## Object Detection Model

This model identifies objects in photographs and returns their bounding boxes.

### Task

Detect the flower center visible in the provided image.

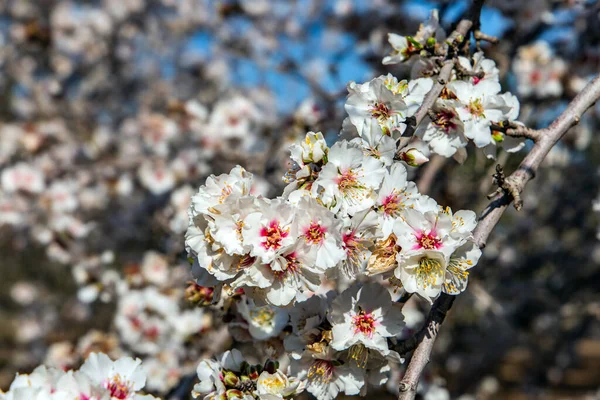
[416,257,443,288]
[381,192,405,216]
[434,109,458,133]
[370,102,392,120]
[259,374,287,394]
[249,306,275,326]
[352,309,376,337]
[260,220,289,251]
[236,254,256,270]
[307,360,334,383]
[273,253,300,279]
[467,98,485,118]
[304,222,326,245]
[104,374,131,400]
[414,231,441,250]
[336,169,359,193]
[219,184,233,203]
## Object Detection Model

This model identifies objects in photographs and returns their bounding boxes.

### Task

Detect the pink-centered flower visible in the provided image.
[328,283,404,357]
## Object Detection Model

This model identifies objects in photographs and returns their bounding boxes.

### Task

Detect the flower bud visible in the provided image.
[185,281,214,306]
[226,389,244,400]
[301,131,328,163]
[399,148,429,167]
[491,130,504,143]
[248,365,261,380]
[426,37,436,48]
[239,361,250,376]
[263,359,279,374]
[223,371,239,387]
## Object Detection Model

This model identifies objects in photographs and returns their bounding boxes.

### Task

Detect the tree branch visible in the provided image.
[396,73,600,400]
[396,294,455,398]
[474,72,600,248]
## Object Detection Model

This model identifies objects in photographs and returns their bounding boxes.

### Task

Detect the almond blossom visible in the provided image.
[328,283,404,358]
[345,76,408,134]
[313,140,385,216]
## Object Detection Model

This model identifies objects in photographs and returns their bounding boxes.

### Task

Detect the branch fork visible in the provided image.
[486,164,523,210]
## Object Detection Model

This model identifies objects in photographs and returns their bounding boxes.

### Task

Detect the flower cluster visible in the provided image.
[38,252,213,395]
[0,352,157,400]
[381,11,524,160]
[188,134,480,305]
[193,349,303,400]
[512,41,567,99]
[183,10,503,398]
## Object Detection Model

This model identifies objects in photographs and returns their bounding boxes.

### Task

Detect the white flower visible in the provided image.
[256,370,302,399]
[79,353,151,399]
[242,197,298,264]
[328,283,404,357]
[190,165,254,216]
[284,295,330,358]
[137,161,176,195]
[0,194,28,226]
[482,92,525,159]
[207,196,258,256]
[444,208,477,240]
[345,76,408,134]
[443,241,481,295]
[237,298,289,340]
[339,209,379,277]
[375,163,421,238]
[314,140,385,216]
[394,249,448,302]
[114,288,178,354]
[382,33,413,65]
[187,223,244,283]
[1,162,45,194]
[513,41,566,98]
[295,197,346,271]
[456,52,499,85]
[402,78,434,117]
[392,208,468,301]
[417,100,467,157]
[394,208,459,258]
[2,366,65,399]
[447,80,510,148]
[139,113,178,156]
[233,246,321,307]
[352,119,396,166]
[290,352,365,400]
[289,131,328,165]
[205,96,263,151]
[142,352,181,394]
[382,10,443,65]
[45,180,79,213]
[140,251,170,287]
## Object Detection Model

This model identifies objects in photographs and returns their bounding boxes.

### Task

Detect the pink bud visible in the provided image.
[399,148,429,166]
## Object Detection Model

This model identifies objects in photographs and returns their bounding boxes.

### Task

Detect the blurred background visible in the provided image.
[0,0,599,399]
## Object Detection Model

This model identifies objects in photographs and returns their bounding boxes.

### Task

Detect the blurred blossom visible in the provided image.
[0,1,597,398]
